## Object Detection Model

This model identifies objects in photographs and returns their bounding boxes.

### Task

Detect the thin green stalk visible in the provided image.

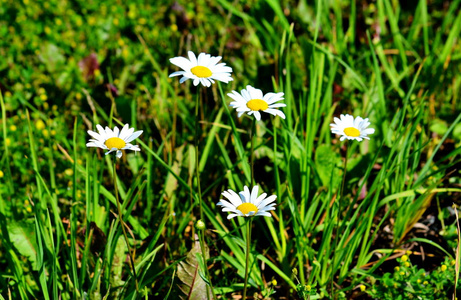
[0,91,14,196]
[194,89,216,300]
[198,230,217,300]
[194,89,204,221]
[250,118,256,187]
[330,143,349,298]
[242,218,253,300]
[112,159,139,292]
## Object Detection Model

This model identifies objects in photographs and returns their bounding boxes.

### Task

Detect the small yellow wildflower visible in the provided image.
[128,10,136,19]
[441,264,447,272]
[401,255,408,262]
[406,250,412,255]
[399,271,405,276]
[394,266,400,271]
[360,285,366,292]
[272,279,277,286]
[0,170,4,178]
[88,16,96,26]
[404,262,410,267]
[40,94,48,101]
[305,285,311,291]
[9,125,17,131]
[35,119,46,130]
[423,281,428,285]
[64,169,73,176]
[5,138,11,146]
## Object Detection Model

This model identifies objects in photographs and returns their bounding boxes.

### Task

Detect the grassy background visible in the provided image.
[0,0,460,299]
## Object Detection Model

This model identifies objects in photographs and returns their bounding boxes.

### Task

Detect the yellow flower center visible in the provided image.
[237,203,258,215]
[344,127,360,137]
[246,99,268,111]
[191,66,212,78]
[105,137,126,149]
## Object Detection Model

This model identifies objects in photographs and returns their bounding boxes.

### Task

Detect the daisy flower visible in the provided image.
[86,124,143,158]
[228,85,286,121]
[169,51,233,87]
[330,114,375,141]
[217,185,277,219]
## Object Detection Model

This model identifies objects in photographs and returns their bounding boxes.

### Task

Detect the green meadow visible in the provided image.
[1,0,461,299]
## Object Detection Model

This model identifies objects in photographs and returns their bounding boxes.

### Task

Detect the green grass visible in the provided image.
[1,0,461,299]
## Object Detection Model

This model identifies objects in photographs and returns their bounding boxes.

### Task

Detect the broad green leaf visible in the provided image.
[315,144,340,188]
[174,239,211,300]
[8,221,38,270]
[110,236,126,298]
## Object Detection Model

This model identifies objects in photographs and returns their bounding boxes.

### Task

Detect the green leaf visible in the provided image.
[110,236,126,292]
[8,221,38,270]
[430,119,448,136]
[175,239,211,300]
[453,123,461,140]
[315,144,340,188]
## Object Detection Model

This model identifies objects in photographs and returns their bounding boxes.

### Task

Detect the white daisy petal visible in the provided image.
[169,71,186,78]
[255,212,272,217]
[87,130,103,141]
[268,103,287,108]
[169,56,194,71]
[265,108,286,119]
[217,185,277,219]
[113,126,120,137]
[119,124,130,140]
[86,142,101,148]
[187,51,197,66]
[125,130,143,143]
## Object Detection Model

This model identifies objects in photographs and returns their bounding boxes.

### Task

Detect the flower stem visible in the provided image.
[112,160,139,291]
[330,143,349,299]
[198,230,217,300]
[243,218,253,299]
[250,118,256,187]
[194,89,216,300]
[194,90,204,221]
